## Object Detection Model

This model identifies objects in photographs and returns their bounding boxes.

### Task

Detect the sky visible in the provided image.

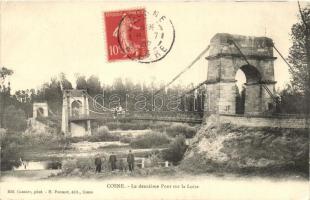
[0,1,305,92]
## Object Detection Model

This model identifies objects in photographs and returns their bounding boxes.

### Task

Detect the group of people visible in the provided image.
[112,105,126,119]
[94,150,135,173]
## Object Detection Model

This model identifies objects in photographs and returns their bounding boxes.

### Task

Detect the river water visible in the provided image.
[11,130,157,171]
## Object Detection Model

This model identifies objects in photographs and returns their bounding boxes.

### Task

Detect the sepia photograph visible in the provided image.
[0,1,309,200]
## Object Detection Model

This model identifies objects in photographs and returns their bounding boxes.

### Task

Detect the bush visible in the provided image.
[96,126,110,135]
[68,136,86,143]
[23,132,59,145]
[166,123,197,138]
[104,122,118,130]
[133,167,177,176]
[162,135,187,165]
[144,153,163,168]
[62,157,95,174]
[119,135,132,143]
[62,159,78,174]
[36,116,61,133]
[130,132,170,148]
[89,126,120,142]
[149,122,171,131]
[76,157,95,172]
[68,128,120,143]
[0,131,24,171]
[46,160,62,169]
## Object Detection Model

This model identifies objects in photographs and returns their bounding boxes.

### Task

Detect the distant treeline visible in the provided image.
[4,73,308,120]
[8,73,206,117]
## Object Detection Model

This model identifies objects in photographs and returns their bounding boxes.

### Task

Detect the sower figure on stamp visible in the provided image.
[127,150,135,172]
[113,14,141,57]
[109,152,117,171]
[94,154,102,173]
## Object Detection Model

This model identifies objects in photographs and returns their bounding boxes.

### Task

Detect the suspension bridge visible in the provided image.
[35,33,305,137]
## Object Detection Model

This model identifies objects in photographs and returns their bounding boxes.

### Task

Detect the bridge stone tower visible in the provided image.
[61,90,91,137]
[204,33,277,116]
[33,102,48,118]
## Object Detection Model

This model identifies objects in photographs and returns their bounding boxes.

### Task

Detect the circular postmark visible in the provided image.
[117,9,175,63]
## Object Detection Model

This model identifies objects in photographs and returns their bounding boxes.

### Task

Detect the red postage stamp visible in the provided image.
[104,9,148,61]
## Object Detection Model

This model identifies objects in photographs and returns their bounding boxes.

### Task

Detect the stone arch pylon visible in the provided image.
[33,102,48,118]
[61,90,91,137]
[204,33,277,116]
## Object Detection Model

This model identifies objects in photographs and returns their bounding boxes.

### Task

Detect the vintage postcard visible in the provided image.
[0,1,309,200]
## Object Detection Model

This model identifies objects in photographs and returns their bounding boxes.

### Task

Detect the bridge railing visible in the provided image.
[219,113,308,119]
[127,111,203,119]
[82,110,204,123]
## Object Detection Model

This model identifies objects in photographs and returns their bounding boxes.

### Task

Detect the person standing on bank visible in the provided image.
[109,152,117,171]
[94,154,102,173]
[127,150,135,172]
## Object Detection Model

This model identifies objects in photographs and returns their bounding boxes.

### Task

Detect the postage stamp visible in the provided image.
[103,9,175,63]
[104,9,148,62]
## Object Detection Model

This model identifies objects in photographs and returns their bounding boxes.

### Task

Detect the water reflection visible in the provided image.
[13,161,61,171]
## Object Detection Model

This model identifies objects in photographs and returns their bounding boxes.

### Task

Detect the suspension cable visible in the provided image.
[273,44,293,72]
[175,80,208,101]
[227,39,251,66]
[228,38,278,103]
[154,45,210,95]
[48,108,57,117]
[83,92,111,111]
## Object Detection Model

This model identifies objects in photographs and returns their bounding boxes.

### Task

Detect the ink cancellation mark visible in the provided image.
[139,10,175,63]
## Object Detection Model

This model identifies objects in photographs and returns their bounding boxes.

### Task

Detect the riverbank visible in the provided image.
[182,115,309,176]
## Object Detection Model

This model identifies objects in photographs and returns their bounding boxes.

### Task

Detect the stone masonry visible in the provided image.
[61,90,91,137]
[204,33,277,116]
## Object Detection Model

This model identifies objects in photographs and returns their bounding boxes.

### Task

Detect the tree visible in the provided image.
[278,84,305,114]
[0,67,13,85]
[0,130,24,171]
[162,135,187,164]
[0,67,14,128]
[76,74,87,90]
[12,89,33,118]
[44,78,63,114]
[31,77,63,115]
[86,75,101,96]
[288,4,310,114]
[235,85,246,114]
[3,105,27,131]
[59,72,73,90]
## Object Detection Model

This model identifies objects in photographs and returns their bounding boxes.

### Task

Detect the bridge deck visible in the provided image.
[67,111,307,125]
[87,111,204,124]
